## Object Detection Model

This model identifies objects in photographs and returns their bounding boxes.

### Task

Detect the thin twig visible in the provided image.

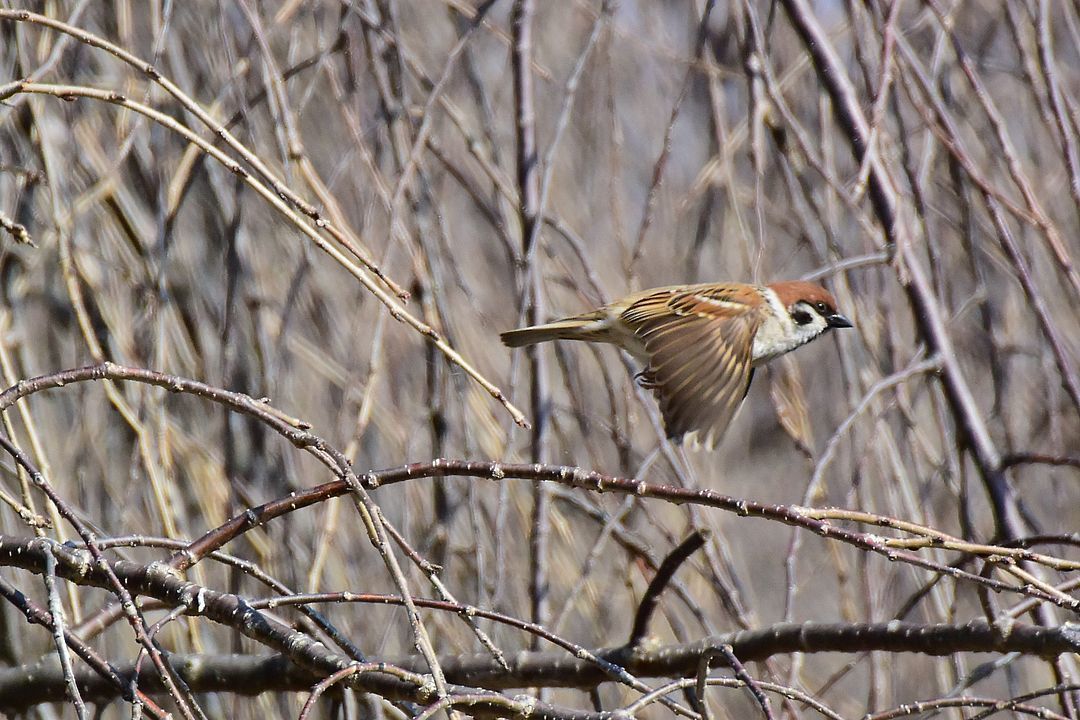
[627,530,709,648]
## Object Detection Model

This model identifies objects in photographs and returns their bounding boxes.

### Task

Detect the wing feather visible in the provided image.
[624,286,764,449]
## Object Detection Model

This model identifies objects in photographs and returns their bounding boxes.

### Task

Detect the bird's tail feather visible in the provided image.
[499,317,596,348]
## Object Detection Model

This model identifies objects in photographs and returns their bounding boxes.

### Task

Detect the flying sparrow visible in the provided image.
[501,281,852,449]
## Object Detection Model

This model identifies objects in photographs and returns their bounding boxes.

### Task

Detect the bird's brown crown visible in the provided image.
[768,280,839,312]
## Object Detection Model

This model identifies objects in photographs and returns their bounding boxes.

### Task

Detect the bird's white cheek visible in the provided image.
[751,315,825,364]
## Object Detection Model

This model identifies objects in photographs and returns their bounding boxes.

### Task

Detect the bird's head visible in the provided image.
[769,281,853,342]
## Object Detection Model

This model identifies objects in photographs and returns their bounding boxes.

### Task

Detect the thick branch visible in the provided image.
[3,621,1079,710]
[0,537,434,705]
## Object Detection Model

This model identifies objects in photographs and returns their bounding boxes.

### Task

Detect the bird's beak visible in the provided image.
[826,313,853,329]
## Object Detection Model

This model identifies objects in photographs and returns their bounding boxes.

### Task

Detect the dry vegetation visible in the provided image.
[1,1,1080,718]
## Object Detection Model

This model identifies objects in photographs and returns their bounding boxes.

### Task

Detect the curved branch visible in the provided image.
[0,71,527,427]
[179,458,1079,612]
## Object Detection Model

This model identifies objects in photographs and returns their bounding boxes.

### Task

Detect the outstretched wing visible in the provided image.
[623,286,764,449]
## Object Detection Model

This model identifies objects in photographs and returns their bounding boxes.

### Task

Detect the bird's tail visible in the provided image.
[499,316,599,348]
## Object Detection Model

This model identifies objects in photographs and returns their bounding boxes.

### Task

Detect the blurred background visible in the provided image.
[1,0,1079,717]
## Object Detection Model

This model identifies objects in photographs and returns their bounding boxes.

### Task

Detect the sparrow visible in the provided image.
[501,281,852,449]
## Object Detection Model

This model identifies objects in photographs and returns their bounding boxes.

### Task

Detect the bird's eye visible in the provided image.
[815,302,828,313]
[792,310,813,325]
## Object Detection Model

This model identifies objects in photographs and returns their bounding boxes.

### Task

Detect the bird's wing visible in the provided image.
[622,286,765,449]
